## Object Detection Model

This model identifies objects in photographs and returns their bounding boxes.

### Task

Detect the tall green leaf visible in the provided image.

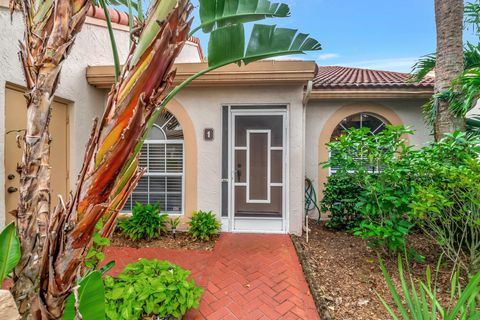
[0,223,21,283]
[194,0,290,34]
[208,23,321,67]
[63,271,106,320]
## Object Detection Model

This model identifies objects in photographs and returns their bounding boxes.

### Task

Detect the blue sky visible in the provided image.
[188,0,478,73]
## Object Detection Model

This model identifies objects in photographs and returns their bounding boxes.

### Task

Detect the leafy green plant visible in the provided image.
[85,220,111,270]
[377,256,480,320]
[64,271,106,320]
[0,223,21,284]
[410,132,480,277]
[119,203,168,241]
[104,259,203,320]
[321,172,363,230]
[188,211,221,241]
[323,126,417,253]
[168,217,181,239]
[354,219,414,253]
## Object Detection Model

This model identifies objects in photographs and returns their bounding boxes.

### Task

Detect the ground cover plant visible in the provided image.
[119,203,168,241]
[104,259,202,320]
[188,211,221,241]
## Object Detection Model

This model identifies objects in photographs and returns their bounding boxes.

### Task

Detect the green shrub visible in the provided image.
[378,256,480,319]
[104,259,203,320]
[323,125,417,253]
[410,132,480,277]
[323,128,480,259]
[321,171,363,230]
[119,203,168,240]
[188,211,220,241]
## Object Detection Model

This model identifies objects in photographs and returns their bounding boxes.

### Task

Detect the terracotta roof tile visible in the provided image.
[313,66,434,89]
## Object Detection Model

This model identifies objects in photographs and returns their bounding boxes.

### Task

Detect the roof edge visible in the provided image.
[310,88,434,100]
[87,60,318,89]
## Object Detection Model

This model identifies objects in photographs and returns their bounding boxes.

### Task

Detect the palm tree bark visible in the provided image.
[9,0,92,317]
[434,0,465,140]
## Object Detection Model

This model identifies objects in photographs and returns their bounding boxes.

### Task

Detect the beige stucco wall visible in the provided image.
[468,101,480,117]
[0,5,201,228]
[174,85,306,235]
[304,98,433,219]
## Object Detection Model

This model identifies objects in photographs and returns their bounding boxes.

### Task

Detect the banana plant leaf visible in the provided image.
[63,271,105,320]
[208,23,321,67]
[194,0,290,34]
[0,223,21,283]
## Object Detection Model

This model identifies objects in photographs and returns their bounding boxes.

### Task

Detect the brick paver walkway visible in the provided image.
[105,233,319,319]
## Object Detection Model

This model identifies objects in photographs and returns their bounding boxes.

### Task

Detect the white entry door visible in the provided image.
[230,109,287,233]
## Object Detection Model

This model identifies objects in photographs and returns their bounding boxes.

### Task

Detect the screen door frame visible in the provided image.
[227,106,289,233]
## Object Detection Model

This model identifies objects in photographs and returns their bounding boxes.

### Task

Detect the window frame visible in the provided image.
[123,113,185,215]
[328,112,389,176]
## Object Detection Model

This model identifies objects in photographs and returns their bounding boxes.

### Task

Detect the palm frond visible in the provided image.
[411,53,436,83]
[451,67,480,117]
[422,97,436,129]
[464,42,480,69]
[410,42,480,83]
[465,1,480,32]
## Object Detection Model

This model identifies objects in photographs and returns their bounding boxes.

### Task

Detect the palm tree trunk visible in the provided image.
[9,0,92,317]
[434,0,465,140]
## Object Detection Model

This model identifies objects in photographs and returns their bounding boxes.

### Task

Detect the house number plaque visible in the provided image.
[204,128,214,141]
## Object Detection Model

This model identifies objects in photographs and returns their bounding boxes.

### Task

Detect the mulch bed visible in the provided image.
[292,220,459,320]
[110,231,217,251]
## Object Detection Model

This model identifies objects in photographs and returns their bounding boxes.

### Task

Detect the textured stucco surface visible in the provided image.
[0,7,201,227]
[468,101,480,117]
[175,86,306,235]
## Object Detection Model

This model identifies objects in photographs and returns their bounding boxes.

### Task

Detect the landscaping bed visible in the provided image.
[110,231,218,251]
[293,220,457,320]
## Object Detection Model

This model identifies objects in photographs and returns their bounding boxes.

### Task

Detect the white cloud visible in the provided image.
[317,53,340,60]
[332,57,419,72]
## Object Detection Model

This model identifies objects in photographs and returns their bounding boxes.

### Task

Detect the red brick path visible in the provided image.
[105,233,319,319]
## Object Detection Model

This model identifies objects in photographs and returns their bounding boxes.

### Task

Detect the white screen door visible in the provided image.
[230,110,287,233]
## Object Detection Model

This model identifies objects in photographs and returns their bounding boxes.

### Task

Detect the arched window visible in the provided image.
[124,110,184,214]
[330,112,389,174]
